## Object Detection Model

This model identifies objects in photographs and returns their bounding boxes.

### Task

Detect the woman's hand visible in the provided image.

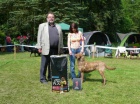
[38,49,42,53]
[69,50,72,55]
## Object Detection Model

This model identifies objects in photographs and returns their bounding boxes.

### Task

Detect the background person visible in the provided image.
[36,11,63,84]
[26,33,31,45]
[6,34,12,52]
[67,23,84,79]
[19,35,25,52]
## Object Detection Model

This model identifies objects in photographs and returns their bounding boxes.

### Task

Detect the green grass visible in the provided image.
[0,52,140,104]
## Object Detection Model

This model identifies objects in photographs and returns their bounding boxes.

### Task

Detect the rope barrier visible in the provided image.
[1,44,140,50]
[0,44,36,48]
[0,44,140,58]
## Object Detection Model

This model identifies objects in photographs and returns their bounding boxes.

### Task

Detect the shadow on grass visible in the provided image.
[0,52,14,55]
[84,78,117,84]
[83,73,117,84]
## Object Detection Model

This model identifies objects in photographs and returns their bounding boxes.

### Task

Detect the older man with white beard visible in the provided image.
[36,11,63,84]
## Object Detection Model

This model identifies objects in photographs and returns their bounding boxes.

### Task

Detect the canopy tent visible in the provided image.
[83,31,111,56]
[116,32,140,47]
[116,33,128,41]
[84,31,111,45]
[58,23,83,32]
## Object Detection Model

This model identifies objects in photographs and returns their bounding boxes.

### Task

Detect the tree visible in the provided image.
[48,0,88,26]
[121,0,140,33]
[0,0,139,45]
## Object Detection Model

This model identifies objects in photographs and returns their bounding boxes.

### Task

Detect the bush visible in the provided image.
[0,31,6,45]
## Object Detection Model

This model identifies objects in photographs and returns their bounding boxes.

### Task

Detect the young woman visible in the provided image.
[67,23,84,79]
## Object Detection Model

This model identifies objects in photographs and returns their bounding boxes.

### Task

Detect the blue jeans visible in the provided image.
[69,48,81,79]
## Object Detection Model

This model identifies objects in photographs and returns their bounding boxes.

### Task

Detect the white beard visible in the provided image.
[49,21,54,24]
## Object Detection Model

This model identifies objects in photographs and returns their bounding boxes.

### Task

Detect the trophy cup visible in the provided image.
[60,77,66,94]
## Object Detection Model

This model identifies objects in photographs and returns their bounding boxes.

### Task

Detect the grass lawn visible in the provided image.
[0,52,140,104]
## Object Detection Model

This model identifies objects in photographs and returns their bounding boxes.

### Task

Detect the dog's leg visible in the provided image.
[81,72,84,83]
[99,71,106,85]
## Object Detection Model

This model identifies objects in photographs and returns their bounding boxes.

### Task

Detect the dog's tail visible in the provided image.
[105,64,116,70]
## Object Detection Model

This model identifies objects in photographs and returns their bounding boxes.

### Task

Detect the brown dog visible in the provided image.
[75,53,116,85]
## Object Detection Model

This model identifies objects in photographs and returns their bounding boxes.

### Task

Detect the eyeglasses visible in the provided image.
[47,16,54,19]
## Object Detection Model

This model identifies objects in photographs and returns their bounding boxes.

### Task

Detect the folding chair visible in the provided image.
[115,46,127,58]
[130,46,139,59]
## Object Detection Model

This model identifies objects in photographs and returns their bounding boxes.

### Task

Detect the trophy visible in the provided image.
[60,77,66,94]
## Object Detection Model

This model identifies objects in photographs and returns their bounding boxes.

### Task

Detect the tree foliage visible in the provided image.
[121,0,140,33]
[0,0,139,44]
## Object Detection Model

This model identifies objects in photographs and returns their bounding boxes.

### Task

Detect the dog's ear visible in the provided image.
[78,53,84,58]
[81,55,85,61]
[79,53,83,56]
[75,53,79,58]
[75,53,81,59]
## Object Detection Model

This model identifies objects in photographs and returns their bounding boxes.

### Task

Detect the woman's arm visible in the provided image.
[80,32,84,53]
[81,36,84,53]
[67,33,72,55]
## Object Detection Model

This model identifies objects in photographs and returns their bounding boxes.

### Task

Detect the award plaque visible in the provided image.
[73,78,82,90]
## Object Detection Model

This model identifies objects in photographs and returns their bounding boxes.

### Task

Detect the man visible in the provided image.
[36,12,63,84]
[19,35,24,52]
[6,34,12,52]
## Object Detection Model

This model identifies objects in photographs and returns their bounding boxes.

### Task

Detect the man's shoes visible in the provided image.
[48,78,52,81]
[40,80,48,84]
